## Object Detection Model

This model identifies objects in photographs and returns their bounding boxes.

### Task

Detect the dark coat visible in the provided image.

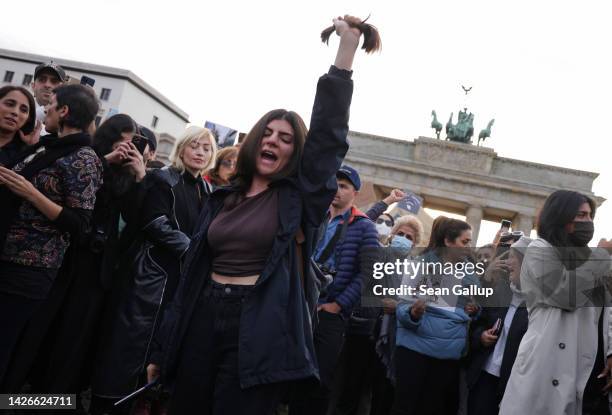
[466,299,528,399]
[92,167,211,398]
[152,66,354,389]
[1,167,146,394]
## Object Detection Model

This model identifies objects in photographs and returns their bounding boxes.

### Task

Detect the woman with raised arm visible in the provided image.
[146,16,365,415]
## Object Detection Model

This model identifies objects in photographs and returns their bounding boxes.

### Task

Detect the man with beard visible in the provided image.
[31,62,67,138]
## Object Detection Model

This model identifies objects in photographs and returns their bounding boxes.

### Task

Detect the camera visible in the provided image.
[89,227,108,253]
[314,263,336,297]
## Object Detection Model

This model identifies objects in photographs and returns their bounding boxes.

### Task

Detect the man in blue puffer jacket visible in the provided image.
[291,165,378,415]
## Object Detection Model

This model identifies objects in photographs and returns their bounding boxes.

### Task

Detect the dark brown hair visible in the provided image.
[53,84,99,131]
[0,85,36,135]
[424,216,471,254]
[537,190,596,247]
[208,146,239,186]
[232,109,307,192]
[321,15,382,54]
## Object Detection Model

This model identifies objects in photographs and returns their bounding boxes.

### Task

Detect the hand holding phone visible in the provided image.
[500,219,512,231]
[491,317,504,336]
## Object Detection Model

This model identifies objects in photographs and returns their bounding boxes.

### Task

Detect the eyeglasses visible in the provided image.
[396,232,414,241]
[376,218,393,227]
[220,159,236,168]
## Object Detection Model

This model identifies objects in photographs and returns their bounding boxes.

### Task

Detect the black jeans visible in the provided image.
[333,334,377,415]
[290,309,347,415]
[391,346,459,415]
[467,371,500,415]
[0,291,42,387]
[370,364,394,415]
[168,281,286,415]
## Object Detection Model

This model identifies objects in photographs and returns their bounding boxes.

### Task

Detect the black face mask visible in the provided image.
[568,221,594,247]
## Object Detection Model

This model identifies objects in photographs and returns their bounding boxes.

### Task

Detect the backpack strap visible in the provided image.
[317,218,349,266]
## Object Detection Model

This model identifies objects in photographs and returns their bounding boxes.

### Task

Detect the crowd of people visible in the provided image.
[1,15,612,415]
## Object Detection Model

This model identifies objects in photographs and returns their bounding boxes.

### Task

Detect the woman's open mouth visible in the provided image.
[260,150,278,165]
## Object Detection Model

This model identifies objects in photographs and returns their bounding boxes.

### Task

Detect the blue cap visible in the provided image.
[337,165,361,190]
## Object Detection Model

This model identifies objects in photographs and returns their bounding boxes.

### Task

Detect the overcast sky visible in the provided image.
[3,0,610,246]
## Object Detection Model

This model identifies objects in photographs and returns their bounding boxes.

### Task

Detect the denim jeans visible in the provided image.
[168,281,285,415]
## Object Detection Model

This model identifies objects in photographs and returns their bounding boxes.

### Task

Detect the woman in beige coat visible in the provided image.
[499,190,612,415]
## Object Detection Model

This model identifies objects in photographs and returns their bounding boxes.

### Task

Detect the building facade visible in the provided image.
[0,48,187,162]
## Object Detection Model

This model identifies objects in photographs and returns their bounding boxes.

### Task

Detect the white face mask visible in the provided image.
[376,223,391,236]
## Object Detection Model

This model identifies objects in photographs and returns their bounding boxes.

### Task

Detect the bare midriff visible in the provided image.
[211,272,259,286]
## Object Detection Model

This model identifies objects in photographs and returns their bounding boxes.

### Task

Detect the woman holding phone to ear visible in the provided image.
[91,126,217,407]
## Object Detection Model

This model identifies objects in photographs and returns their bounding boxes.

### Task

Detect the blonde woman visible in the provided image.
[91,126,217,407]
[388,214,425,252]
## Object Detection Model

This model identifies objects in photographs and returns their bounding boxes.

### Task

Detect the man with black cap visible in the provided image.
[292,165,378,415]
[139,125,165,169]
[31,61,67,137]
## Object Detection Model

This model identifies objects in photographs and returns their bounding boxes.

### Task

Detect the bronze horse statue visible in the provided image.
[431,110,443,139]
[477,119,495,146]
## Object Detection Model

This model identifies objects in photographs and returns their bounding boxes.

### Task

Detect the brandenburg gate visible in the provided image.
[347,133,604,242]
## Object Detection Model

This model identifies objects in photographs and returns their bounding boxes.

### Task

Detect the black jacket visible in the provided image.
[0,164,147,394]
[152,66,353,389]
[466,299,528,398]
[92,167,211,397]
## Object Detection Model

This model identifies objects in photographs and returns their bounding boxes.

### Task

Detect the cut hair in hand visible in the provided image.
[320,14,381,54]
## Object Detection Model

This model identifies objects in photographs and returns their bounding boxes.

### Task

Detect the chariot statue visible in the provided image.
[431,86,495,146]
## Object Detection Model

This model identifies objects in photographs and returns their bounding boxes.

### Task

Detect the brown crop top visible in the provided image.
[207,188,279,277]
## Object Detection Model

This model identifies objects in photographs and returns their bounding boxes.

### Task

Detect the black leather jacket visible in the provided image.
[92,167,211,398]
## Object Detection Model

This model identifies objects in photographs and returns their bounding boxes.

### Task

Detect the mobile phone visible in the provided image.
[491,317,503,335]
[132,134,149,155]
[500,219,512,231]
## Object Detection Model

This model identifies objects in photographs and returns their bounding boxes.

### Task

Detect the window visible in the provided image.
[3,71,14,83]
[100,88,111,101]
[22,74,33,86]
[151,116,159,128]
